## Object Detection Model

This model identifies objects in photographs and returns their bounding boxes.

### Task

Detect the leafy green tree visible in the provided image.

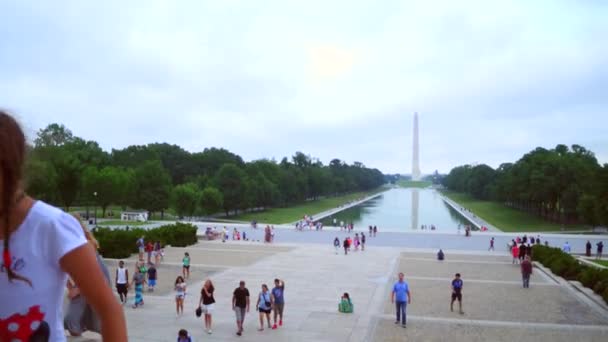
[199,186,223,215]
[171,183,200,218]
[25,159,58,203]
[131,160,172,218]
[82,166,132,216]
[34,123,74,147]
[215,163,248,215]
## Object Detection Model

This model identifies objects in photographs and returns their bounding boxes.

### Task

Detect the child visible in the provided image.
[182,252,190,279]
[147,263,157,292]
[338,293,353,313]
[177,329,192,342]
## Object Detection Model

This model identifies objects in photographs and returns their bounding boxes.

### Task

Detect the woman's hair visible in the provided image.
[0,111,31,286]
[72,213,100,249]
[204,279,214,292]
[262,284,268,291]
[175,276,184,285]
[342,292,350,299]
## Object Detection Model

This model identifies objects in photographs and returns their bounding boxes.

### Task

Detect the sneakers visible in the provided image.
[279,320,283,326]
[207,329,212,334]
[272,324,277,330]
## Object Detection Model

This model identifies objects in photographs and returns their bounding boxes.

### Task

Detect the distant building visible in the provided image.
[121,211,148,222]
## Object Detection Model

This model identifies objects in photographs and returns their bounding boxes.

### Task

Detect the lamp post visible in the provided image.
[93,191,98,226]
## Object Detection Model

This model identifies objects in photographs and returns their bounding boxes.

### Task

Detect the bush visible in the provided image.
[532,245,608,305]
[95,222,198,259]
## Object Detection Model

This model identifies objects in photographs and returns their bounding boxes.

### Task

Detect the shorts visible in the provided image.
[138,247,144,253]
[234,307,246,321]
[176,293,185,300]
[451,292,462,302]
[148,279,156,287]
[258,307,271,314]
[203,304,214,314]
[116,283,128,294]
[274,302,284,315]
[183,265,190,270]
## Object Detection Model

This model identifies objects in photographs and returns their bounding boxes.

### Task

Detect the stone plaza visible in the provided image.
[69,228,608,342]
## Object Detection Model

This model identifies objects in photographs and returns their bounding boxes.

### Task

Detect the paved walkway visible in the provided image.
[440,194,500,232]
[69,236,608,342]
[288,191,387,225]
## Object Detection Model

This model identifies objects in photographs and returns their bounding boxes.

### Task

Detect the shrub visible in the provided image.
[95,223,198,259]
[532,245,608,305]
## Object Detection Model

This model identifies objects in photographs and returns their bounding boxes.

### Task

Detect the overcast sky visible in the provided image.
[1,0,607,174]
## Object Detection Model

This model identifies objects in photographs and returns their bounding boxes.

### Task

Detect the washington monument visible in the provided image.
[411,112,421,181]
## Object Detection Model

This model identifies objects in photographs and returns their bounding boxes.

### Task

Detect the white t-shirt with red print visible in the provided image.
[0,201,87,342]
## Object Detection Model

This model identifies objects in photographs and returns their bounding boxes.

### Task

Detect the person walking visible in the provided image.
[391,272,411,328]
[597,241,604,259]
[343,237,349,255]
[334,237,340,254]
[175,276,187,316]
[511,244,520,264]
[130,266,147,309]
[518,243,526,262]
[153,241,162,265]
[361,233,366,251]
[521,256,533,288]
[136,235,145,261]
[147,263,157,292]
[450,273,464,314]
[64,218,113,337]
[586,241,592,257]
[354,233,360,251]
[271,279,285,329]
[116,260,129,304]
[232,281,250,336]
[256,284,273,331]
[373,225,377,237]
[562,241,571,254]
[488,237,495,251]
[183,252,191,279]
[199,279,215,334]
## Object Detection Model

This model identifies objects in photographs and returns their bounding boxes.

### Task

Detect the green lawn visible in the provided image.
[590,259,608,267]
[397,180,432,188]
[441,191,585,232]
[233,190,383,224]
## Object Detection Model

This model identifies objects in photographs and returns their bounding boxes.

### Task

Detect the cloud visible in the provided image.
[1,0,607,174]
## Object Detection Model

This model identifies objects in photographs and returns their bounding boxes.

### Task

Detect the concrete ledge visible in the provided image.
[577,257,608,269]
[534,261,608,321]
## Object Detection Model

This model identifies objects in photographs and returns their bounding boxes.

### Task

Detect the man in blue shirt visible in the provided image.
[391,272,411,327]
[451,273,464,314]
[271,278,285,329]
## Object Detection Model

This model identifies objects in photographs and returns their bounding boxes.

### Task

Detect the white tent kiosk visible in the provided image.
[121,211,149,222]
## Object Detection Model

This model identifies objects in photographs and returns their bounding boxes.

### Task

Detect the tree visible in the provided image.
[171,183,200,218]
[131,161,172,218]
[199,187,223,215]
[82,166,132,216]
[25,159,57,203]
[34,123,74,147]
[215,164,248,215]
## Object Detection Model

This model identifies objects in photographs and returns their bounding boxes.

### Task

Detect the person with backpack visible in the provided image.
[256,284,273,331]
[333,237,340,254]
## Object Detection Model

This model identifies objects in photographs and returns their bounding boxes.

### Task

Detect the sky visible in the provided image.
[1,0,607,174]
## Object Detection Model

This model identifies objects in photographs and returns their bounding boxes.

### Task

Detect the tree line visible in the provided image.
[26,124,385,218]
[443,144,608,226]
